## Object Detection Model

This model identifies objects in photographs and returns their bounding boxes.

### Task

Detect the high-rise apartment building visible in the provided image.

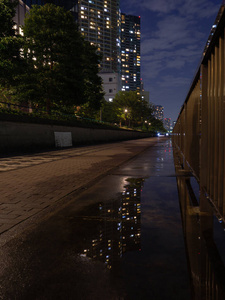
[154,105,164,121]
[121,13,141,92]
[16,0,78,26]
[78,0,121,74]
[164,118,171,132]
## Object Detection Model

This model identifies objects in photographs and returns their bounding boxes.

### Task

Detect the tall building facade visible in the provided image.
[154,105,164,121]
[78,0,121,102]
[121,13,141,92]
[164,118,171,132]
[16,0,78,26]
[78,0,121,74]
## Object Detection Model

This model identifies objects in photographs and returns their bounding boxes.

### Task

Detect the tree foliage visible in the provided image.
[150,118,166,133]
[0,3,104,113]
[82,42,104,110]
[0,0,17,37]
[101,91,166,133]
[19,4,103,113]
[0,0,25,87]
[112,91,153,127]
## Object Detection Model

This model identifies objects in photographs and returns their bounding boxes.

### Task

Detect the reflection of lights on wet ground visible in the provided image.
[78,177,143,272]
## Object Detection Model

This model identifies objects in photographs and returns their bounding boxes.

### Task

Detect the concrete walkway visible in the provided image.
[0,138,161,245]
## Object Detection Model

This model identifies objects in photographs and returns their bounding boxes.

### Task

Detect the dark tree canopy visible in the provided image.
[0,0,25,87]
[21,4,102,112]
[113,91,153,127]
[0,2,104,114]
[0,0,17,37]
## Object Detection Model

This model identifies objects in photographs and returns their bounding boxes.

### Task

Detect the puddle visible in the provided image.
[4,139,225,299]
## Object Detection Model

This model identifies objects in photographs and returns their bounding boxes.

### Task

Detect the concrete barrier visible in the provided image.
[0,120,151,154]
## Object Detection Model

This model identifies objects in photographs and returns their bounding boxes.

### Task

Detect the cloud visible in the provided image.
[122,0,220,19]
[142,0,183,14]
[158,75,190,88]
[140,13,205,81]
[179,0,220,18]
[120,0,222,120]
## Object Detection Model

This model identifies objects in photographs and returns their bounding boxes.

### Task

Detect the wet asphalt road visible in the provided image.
[0,138,190,300]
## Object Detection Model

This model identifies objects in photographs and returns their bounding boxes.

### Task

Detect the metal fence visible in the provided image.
[173,4,225,221]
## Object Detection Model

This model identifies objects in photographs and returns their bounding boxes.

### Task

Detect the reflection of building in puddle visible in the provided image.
[175,165,225,299]
[80,178,144,269]
[121,178,142,253]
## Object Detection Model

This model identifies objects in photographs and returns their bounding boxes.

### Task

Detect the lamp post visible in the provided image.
[124,109,128,127]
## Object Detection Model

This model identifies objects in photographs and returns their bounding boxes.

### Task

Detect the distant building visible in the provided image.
[121,13,141,92]
[153,105,164,121]
[164,118,171,132]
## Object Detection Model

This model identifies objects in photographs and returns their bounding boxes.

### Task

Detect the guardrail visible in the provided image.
[173,4,225,221]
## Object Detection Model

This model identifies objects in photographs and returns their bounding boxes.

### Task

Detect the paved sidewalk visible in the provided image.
[0,138,159,243]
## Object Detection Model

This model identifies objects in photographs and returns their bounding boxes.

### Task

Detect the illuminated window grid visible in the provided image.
[78,0,120,72]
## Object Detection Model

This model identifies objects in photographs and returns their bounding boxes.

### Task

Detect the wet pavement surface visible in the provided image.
[0,139,157,239]
[0,138,190,299]
[1,138,225,299]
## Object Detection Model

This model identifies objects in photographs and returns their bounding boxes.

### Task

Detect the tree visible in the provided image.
[101,100,118,124]
[20,4,103,113]
[149,118,166,133]
[82,41,104,111]
[113,91,153,127]
[0,0,25,89]
[0,0,17,38]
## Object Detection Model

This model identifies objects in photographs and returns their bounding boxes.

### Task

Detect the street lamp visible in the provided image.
[124,109,128,126]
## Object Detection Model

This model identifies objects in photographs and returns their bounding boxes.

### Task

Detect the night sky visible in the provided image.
[120,0,222,122]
